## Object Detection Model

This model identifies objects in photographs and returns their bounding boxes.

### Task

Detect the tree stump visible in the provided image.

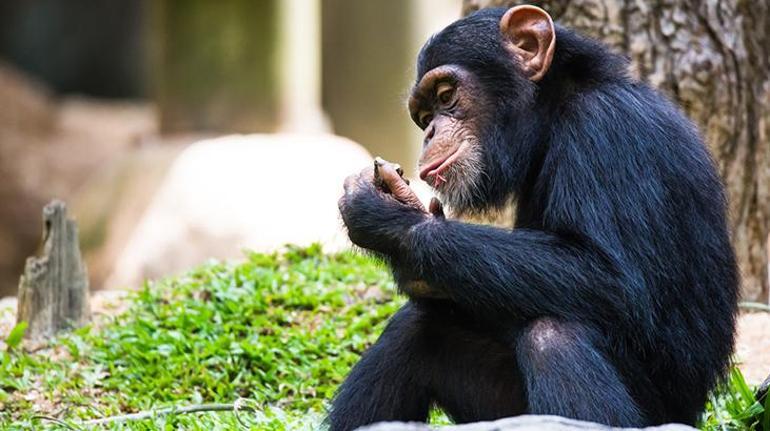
[16,200,90,340]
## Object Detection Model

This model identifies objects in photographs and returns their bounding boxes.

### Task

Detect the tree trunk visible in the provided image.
[152,0,280,133]
[462,0,770,302]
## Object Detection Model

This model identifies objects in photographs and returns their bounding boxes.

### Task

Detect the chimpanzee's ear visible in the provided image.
[499,5,556,82]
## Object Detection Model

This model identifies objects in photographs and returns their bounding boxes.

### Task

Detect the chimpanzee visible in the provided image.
[331,5,738,430]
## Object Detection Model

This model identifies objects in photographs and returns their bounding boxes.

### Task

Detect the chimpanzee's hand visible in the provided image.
[374,157,445,218]
[373,158,426,212]
[339,164,428,253]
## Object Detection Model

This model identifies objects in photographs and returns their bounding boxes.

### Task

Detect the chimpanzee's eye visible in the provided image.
[436,82,455,106]
[419,112,434,128]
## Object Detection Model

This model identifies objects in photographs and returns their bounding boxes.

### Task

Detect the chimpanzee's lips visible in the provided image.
[419,141,469,186]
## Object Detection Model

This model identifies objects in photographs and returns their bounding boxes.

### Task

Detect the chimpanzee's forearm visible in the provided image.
[389,218,650,328]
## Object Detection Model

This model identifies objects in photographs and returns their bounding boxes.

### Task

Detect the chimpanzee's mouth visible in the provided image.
[419,141,469,188]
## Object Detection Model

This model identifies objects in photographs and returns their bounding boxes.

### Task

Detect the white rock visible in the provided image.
[106,133,376,288]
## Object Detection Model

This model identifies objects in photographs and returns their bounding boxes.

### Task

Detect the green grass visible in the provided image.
[702,367,768,431]
[1,245,403,430]
[0,245,765,430]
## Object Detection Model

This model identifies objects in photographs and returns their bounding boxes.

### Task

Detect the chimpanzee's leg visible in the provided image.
[327,301,526,431]
[326,302,432,431]
[426,312,526,423]
[516,318,645,427]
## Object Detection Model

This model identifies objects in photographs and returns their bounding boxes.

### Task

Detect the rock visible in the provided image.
[757,373,770,403]
[106,133,373,288]
[72,141,187,289]
[734,311,770,384]
[358,416,697,431]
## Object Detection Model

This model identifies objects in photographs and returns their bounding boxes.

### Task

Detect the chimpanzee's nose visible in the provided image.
[424,124,435,146]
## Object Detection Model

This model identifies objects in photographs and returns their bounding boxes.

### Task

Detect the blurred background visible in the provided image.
[0,0,462,296]
[0,0,767,308]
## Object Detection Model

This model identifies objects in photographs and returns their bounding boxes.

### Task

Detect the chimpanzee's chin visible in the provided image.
[436,183,489,219]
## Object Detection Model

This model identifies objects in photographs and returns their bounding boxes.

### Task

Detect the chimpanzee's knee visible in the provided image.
[515,317,644,427]
[518,317,578,358]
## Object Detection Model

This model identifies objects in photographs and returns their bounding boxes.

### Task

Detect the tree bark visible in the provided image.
[462,0,770,302]
[17,200,90,341]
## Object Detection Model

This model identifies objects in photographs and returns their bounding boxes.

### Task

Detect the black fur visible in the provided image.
[330,7,738,430]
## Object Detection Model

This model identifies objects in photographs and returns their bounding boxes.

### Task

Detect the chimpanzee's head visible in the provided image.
[408,6,556,215]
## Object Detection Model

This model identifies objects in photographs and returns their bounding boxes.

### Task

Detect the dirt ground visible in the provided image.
[0,294,768,385]
[735,312,770,384]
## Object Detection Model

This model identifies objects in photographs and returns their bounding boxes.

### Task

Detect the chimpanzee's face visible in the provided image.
[408,6,556,215]
[408,64,492,214]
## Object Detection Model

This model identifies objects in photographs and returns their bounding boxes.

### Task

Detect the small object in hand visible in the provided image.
[374,156,409,193]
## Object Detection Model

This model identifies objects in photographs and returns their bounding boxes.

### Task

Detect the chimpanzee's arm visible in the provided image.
[340,172,649,329]
[393,218,648,327]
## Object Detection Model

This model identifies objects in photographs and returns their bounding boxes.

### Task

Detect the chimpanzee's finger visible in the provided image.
[429,197,445,219]
[374,157,407,185]
[343,173,358,194]
[378,163,425,211]
[343,167,375,195]
[376,162,405,188]
[357,166,375,183]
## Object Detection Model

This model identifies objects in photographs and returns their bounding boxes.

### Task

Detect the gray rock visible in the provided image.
[358,416,696,431]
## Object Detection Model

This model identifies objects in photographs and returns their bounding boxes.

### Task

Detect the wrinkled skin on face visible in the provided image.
[339,66,502,225]
[408,65,493,215]
[349,65,499,221]
[338,3,557,251]
[339,4,557,235]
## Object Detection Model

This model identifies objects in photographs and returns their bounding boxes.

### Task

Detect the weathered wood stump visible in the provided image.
[16,200,90,340]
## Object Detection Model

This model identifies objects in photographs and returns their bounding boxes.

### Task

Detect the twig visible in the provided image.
[34,400,260,429]
[82,403,242,426]
[33,415,83,430]
[739,302,770,313]
[233,398,257,429]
